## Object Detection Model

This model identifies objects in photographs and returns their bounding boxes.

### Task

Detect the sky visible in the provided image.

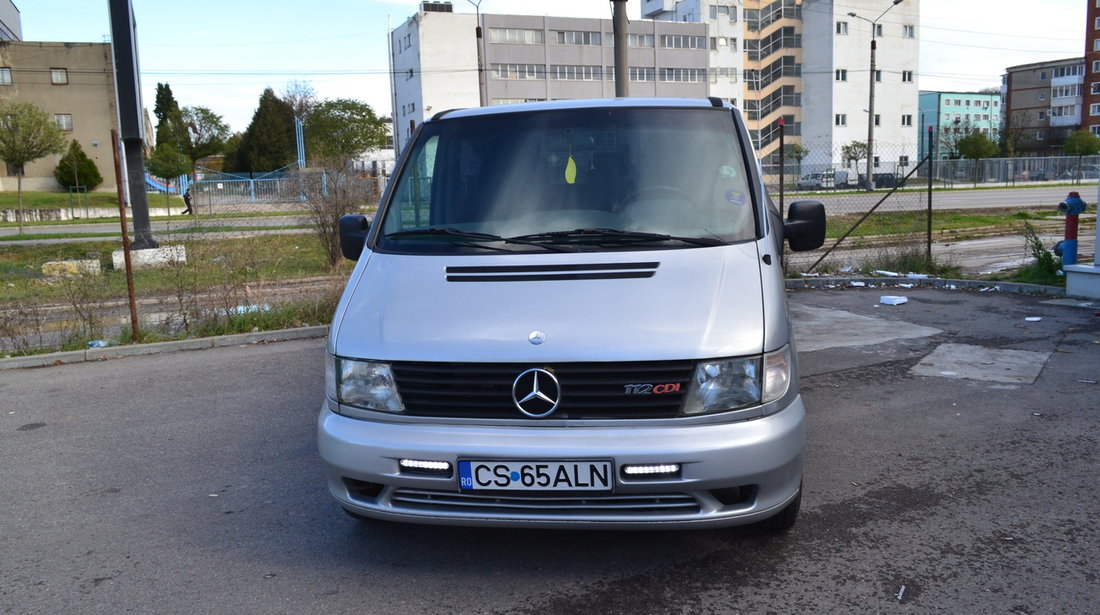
[13,0,1088,133]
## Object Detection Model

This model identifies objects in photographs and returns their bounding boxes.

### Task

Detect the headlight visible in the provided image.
[682,357,761,415]
[681,346,793,416]
[328,355,404,413]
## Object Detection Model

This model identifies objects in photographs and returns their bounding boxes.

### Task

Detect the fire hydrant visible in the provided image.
[1055,191,1087,266]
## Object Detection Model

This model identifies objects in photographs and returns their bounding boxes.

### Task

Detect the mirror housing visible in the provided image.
[339,214,371,261]
[784,200,826,252]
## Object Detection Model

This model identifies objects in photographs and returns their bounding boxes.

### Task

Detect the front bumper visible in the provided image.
[317,397,805,530]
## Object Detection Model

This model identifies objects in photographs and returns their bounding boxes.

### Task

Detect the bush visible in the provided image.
[53,140,104,191]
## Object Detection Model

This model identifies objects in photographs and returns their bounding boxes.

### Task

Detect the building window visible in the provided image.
[630,67,656,82]
[659,67,705,82]
[873,155,880,168]
[628,33,654,48]
[50,68,68,85]
[874,114,881,127]
[660,34,706,49]
[836,21,848,35]
[1036,131,1045,141]
[902,114,913,126]
[1039,92,1046,101]
[1092,82,1100,95]
[875,70,882,82]
[874,24,883,37]
[555,30,600,45]
[1091,103,1100,116]
[0,67,10,85]
[835,113,847,126]
[835,69,847,81]
[1038,111,1046,120]
[902,70,913,82]
[710,4,734,21]
[903,25,915,38]
[54,113,73,131]
[491,63,545,80]
[1096,16,1100,29]
[549,65,601,80]
[1039,71,1047,80]
[899,155,909,167]
[1094,60,1100,72]
[488,28,544,44]
[1091,125,1100,136]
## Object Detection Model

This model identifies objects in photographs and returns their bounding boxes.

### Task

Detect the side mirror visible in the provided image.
[339,214,371,261]
[784,200,826,252]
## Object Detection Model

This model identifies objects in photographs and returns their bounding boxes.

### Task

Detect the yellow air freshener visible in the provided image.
[565,156,577,184]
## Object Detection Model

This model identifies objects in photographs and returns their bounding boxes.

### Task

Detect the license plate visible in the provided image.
[458,460,613,492]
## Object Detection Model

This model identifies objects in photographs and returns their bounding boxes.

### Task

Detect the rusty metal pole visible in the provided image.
[112,129,141,343]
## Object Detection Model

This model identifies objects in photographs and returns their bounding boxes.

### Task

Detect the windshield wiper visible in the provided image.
[508,228,724,247]
[385,227,572,252]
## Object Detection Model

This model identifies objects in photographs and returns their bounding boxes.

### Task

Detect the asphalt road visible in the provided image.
[2,287,1098,614]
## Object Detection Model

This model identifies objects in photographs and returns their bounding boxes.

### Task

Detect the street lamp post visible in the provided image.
[467,0,487,107]
[848,0,903,190]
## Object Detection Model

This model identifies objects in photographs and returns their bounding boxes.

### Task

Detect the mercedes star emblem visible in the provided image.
[512,368,561,418]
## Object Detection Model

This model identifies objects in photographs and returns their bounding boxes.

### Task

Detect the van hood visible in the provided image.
[332,245,766,363]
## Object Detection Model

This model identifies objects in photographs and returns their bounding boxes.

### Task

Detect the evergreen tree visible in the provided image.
[231,88,296,173]
[53,140,104,190]
[153,83,193,156]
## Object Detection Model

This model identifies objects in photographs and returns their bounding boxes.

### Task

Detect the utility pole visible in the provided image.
[849,0,903,192]
[468,0,487,106]
[611,0,629,97]
[108,0,158,249]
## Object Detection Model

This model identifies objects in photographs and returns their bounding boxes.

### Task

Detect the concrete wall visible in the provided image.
[0,42,118,193]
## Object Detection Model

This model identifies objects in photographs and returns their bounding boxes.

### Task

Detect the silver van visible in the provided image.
[318,98,825,531]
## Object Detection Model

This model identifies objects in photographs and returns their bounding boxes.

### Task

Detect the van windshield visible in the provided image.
[377,107,759,253]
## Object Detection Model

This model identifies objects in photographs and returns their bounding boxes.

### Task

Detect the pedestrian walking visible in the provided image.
[182,188,193,215]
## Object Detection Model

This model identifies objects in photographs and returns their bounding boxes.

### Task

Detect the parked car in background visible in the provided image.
[796,172,832,190]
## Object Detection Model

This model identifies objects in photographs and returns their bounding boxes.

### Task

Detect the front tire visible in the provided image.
[757,487,801,532]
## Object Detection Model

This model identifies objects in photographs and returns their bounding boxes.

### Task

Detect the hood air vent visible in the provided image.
[446,262,659,283]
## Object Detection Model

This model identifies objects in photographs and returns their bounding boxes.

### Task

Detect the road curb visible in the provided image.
[0,325,329,370]
[785,277,1066,297]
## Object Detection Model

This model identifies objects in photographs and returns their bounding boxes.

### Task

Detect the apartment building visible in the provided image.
[390,2,708,153]
[1003,57,1085,156]
[917,91,1001,159]
[1085,0,1100,136]
[0,0,19,41]
[0,41,119,192]
[643,0,919,174]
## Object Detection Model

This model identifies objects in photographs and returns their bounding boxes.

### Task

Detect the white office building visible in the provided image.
[390,2,708,154]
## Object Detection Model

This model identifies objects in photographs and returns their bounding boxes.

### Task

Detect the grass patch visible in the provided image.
[0,191,122,209]
[0,235,347,304]
[825,209,1061,239]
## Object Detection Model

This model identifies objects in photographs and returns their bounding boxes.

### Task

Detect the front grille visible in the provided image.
[390,488,701,517]
[391,360,695,419]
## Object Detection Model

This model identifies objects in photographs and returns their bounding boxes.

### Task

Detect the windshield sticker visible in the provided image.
[565,155,577,184]
[719,165,737,178]
[725,189,747,206]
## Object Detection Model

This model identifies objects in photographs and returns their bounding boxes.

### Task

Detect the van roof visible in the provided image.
[430,98,732,122]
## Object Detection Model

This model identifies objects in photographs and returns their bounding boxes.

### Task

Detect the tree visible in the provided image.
[1061,129,1100,184]
[957,130,999,186]
[305,98,388,163]
[841,141,867,168]
[1001,110,1034,158]
[785,142,810,179]
[153,83,193,156]
[0,102,67,234]
[145,143,192,196]
[299,98,387,266]
[230,88,296,173]
[181,106,231,162]
[282,79,317,119]
[54,140,104,191]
